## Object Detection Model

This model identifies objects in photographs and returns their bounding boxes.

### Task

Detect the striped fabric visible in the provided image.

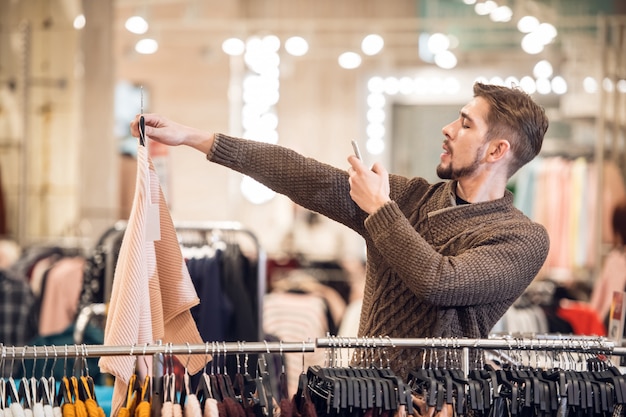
[263,291,329,396]
[99,145,206,416]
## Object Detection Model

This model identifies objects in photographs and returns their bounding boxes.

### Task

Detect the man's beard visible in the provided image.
[436,147,483,180]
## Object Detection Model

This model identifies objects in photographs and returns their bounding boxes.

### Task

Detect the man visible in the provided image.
[130,82,550,377]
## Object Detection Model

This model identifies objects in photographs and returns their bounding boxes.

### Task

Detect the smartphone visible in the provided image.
[351,140,362,160]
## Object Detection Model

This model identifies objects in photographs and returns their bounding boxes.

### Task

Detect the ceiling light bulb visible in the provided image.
[434,51,457,69]
[517,15,539,33]
[361,34,384,56]
[125,16,149,34]
[551,76,567,94]
[73,14,86,30]
[533,60,553,78]
[135,38,158,54]
[222,38,245,56]
[338,52,362,69]
[284,36,309,56]
[427,33,450,54]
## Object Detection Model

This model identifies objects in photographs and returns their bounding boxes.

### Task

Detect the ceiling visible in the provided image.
[111,0,624,71]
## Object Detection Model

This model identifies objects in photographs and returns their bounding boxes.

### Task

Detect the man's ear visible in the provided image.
[487,139,511,162]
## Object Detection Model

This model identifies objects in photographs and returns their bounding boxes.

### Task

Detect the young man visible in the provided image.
[131,82,550,377]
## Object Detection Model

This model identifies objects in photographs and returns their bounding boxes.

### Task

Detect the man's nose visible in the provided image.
[442,120,455,138]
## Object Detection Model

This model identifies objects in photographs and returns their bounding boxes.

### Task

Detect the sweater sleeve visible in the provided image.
[208,133,368,233]
[364,200,550,307]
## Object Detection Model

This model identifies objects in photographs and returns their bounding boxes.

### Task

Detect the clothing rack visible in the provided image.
[0,341,315,417]
[5,335,626,361]
[174,220,267,341]
[5,336,626,417]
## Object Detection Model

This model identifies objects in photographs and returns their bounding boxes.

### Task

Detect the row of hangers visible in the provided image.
[404,340,626,416]
[306,336,626,417]
[304,337,413,415]
[122,342,284,417]
[2,337,626,417]
[0,345,106,417]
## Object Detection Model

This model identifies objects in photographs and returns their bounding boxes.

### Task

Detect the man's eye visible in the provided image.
[462,124,470,129]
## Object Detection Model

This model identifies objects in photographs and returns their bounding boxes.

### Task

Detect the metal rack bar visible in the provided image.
[0,341,315,359]
[5,336,625,360]
[315,336,622,354]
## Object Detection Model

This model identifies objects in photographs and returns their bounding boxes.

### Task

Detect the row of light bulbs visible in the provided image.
[122,4,557,70]
[124,15,385,69]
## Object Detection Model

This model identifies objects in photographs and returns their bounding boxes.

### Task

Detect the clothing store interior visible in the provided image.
[1,0,626,416]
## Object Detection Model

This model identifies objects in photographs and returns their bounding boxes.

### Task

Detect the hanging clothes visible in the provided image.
[37,256,85,337]
[0,269,38,374]
[99,144,207,416]
[513,157,626,273]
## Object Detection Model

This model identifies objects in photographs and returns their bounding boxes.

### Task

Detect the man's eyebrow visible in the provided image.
[460,111,474,123]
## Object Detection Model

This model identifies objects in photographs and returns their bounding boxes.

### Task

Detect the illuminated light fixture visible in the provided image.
[240,34,281,204]
[519,76,537,94]
[583,77,597,93]
[551,76,568,94]
[367,76,385,94]
[463,0,477,4]
[125,16,149,34]
[517,15,540,33]
[240,176,275,205]
[361,34,384,56]
[427,33,450,54]
[535,78,552,94]
[262,35,281,52]
[366,138,385,155]
[135,39,158,54]
[383,77,400,95]
[475,1,498,16]
[434,50,457,69]
[366,93,385,109]
[73,14,86,30]
[536,23,557,42]
[222,38,245,56]
[521,32,544,54]
[367,108,385,124]
[617,79,626,93]
[490,6,513,23]
[284,36,309,56]
[338,52,362,69]
[533,60,553,79]
[602,77,614,92]
[366,123,385,140]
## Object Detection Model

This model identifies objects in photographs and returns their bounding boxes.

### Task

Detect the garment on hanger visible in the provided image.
[99,144,206,416]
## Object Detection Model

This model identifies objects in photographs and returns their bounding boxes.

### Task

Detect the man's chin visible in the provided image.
[436,166,452,180]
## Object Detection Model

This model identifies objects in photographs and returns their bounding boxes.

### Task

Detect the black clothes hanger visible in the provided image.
[233,352,258,411]
[139,115,146,147]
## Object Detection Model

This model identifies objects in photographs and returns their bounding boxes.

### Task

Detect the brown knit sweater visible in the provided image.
[209,133,550,377]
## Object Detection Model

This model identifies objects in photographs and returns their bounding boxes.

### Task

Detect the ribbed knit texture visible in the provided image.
[100,144,206,416]
[210,133,550,379]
